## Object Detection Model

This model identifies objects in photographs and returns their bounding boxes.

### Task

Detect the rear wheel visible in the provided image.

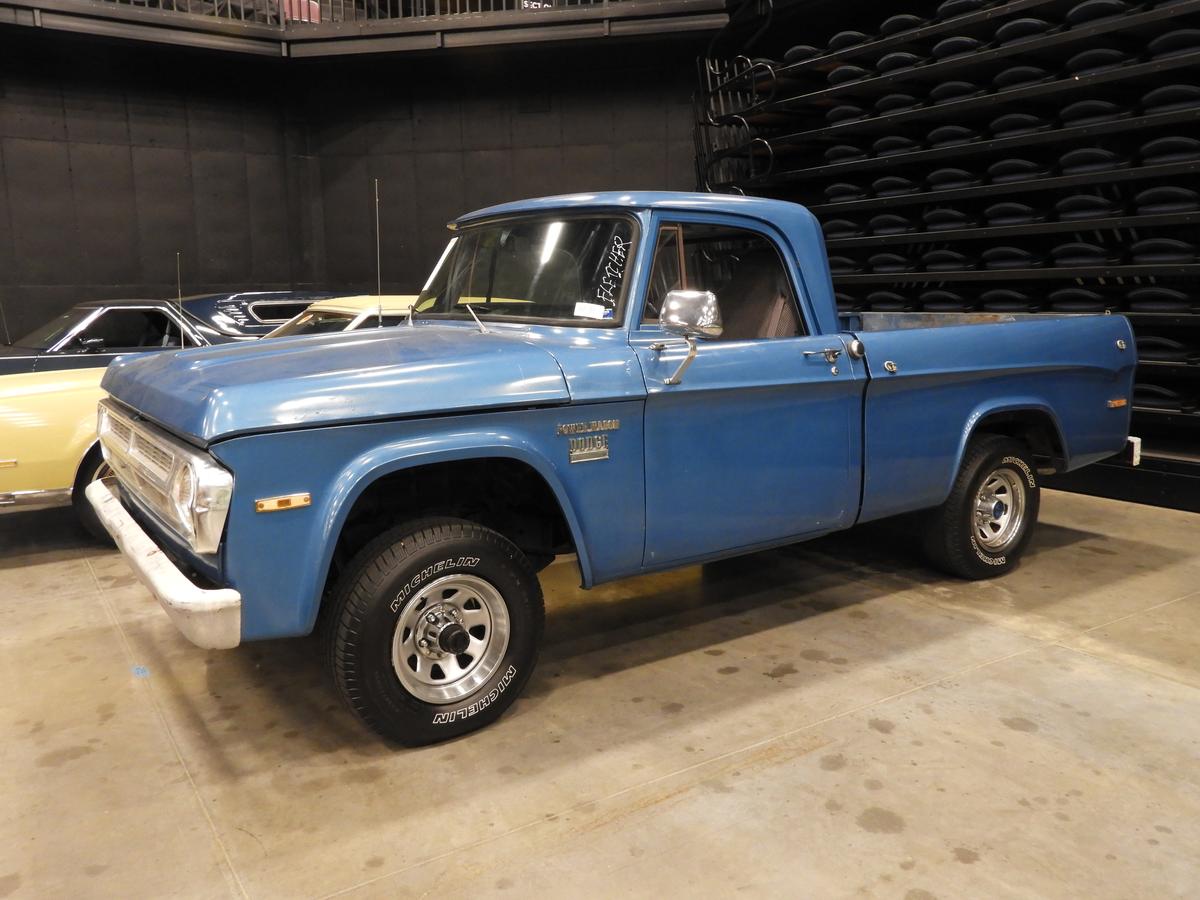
[326,517,543,745]
[923,435,1040,579]
[73,446,113,544]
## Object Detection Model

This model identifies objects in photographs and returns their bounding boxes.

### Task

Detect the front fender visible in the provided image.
[315,432,595,607]
[209,402,645,641]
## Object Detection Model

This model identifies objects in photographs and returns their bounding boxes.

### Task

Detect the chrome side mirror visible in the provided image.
[661,289,723,340]
[655,290,722,385]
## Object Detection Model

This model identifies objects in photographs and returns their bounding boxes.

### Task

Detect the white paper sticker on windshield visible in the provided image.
[574,301,609,319]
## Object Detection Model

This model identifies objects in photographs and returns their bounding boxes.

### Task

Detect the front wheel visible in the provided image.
[923,435,1040,579]
[326,518,544,745]
[73,446,114,544]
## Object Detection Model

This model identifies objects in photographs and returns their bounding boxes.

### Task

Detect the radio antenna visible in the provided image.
[374,178,383,329]
[176,251,186,348]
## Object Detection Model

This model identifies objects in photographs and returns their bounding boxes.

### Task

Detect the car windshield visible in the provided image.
[414,216,637,325]
[268,309,407,338]
[12,307,94,349]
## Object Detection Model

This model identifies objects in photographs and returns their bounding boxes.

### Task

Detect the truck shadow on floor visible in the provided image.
[534,516,1104,670]
[145,507,1192,774]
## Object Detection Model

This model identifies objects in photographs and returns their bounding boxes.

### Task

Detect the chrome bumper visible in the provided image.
[85,477,241,649]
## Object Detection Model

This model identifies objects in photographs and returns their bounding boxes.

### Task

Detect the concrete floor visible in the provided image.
[1,491,1198,899]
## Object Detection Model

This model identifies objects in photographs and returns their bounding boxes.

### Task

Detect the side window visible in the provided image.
[78,309,182,351]
[642,223,806,340]
[644,225,684,317]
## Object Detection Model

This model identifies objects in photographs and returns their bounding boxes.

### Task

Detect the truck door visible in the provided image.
[633,219,864,568]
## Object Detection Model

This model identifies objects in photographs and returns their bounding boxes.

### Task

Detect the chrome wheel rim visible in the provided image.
[391,574,510,705]
[973,467,1026,551]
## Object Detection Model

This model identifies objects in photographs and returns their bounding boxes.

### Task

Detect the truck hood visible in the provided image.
[101,325,570,445]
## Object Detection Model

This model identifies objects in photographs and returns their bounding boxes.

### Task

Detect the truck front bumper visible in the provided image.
[86,477,242,649]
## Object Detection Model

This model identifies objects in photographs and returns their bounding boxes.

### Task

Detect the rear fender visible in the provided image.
[947,399,1069,501]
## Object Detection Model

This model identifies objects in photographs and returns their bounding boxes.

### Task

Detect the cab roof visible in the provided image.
[454,191,816,228]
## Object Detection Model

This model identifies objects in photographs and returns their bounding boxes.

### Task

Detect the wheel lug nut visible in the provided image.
[426,613,437,623]
[418,639,429,649]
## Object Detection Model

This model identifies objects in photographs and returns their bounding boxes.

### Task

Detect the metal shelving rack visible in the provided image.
[696,0,1200,510]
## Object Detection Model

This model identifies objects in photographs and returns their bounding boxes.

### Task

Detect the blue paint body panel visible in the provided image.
[852,316,1135,522]
[98,192,1137,643]
[101,325,573,445]
[209,403,646,639]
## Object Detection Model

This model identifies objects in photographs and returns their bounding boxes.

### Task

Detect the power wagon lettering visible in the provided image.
[390,556,481,612]
[432,665,518,725]
[556,419,620,435]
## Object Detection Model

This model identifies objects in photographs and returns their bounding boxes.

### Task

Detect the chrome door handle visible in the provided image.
[803,347,842,364]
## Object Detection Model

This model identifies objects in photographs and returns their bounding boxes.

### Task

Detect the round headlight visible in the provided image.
[170,463,196,525]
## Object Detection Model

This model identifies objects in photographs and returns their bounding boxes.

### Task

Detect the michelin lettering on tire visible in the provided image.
[970,536,1006,565]
[389,556,481,612]
[1001,455,1037,488]
[431,664,518,725]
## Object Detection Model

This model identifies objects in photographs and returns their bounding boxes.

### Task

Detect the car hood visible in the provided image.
[101,325,570,446]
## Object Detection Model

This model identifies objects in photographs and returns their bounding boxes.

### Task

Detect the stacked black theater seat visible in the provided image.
[697,0,1200,486]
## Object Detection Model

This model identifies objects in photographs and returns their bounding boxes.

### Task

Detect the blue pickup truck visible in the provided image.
[87,192,1137,744]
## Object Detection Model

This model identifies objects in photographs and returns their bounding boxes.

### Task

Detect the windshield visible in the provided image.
[414,216,637,325]
[267,309,407,338]
[13,307,94,349]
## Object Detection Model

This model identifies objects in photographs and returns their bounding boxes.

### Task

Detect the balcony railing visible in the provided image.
[3,0,725,55]
[100,0,630,27]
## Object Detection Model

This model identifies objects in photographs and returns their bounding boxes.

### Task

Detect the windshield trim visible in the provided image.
[416,211,641,330]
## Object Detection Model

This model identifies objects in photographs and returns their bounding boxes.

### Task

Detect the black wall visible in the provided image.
[0,29,700,340]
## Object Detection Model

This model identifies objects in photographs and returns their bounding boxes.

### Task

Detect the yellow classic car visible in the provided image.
[1,294,416,538]
[0,299,236,537]
[265,294,418,337]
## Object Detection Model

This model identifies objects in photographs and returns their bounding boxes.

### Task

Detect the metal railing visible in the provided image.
[102,0,626,26]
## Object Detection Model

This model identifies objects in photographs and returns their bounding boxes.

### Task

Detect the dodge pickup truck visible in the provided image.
[87,192,1137,745]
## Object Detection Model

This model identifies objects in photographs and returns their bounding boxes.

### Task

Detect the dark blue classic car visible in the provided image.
[0,298,240,377]
[181,291,337,338]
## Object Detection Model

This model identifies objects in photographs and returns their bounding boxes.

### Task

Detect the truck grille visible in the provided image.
[131,432,174,480]
[97,400,180,530]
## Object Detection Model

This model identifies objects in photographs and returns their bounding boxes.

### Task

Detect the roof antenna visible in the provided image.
[374,177,383,329]
[466,304,488,334]
[176,250,187,349]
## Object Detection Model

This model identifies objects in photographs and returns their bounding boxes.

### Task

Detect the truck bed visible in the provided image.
[841,311,1137,524]
[838,311,1102,332]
